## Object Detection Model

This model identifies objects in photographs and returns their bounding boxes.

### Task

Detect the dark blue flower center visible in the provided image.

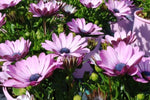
[113,8,120,13]
[60,48,70,54]
[115,63,126,71]
[12,53,21,56]
[29,73,41,82]
[142,71,150,80]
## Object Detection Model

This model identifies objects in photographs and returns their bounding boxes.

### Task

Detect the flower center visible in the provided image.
[60,48,70,54]
[80,29,87,33]
[113,8,120,13]
[12,53,21,56]
[115,63,126,71]
[29,73,41,82]
[142,71,150,80]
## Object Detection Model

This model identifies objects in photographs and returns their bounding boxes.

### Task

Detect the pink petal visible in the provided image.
[3,79,30,88]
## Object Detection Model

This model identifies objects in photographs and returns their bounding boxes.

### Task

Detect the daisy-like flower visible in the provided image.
[29,0,60,17]
[0,38,31,61]
[3,87,34,100]
[80,0,102,8]
[105,0,131,19]
[61,3,77,14]
[42,32,90,57]
[97,41,144,76]
[3,53,62,88]
[67,18,103,36]
[0,0,21,10]
[133,57,150,83]
[0,13,6,27]
[104,31,136,46]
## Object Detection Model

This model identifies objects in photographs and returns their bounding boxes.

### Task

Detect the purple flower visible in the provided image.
[29,0,60,17]
[3,53,62,88]
[104,31,136,46]
[67,18,103,36]
[42,32,90,58]
[133,57,150,83]
[97,41,144,76]
[0,38,31,61]
[0,0,21,10]
[80,0,102,8]
[0,13,6,27]
[105,0,131,19]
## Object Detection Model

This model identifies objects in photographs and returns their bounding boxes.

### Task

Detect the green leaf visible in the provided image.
[12,88,26,96]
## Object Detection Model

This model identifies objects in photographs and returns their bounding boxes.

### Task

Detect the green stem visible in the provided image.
[67,75,73,100]
[43,18,46,35]
[108,77,112,100]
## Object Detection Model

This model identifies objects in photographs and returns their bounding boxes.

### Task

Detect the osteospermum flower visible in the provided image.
[0,38,31,61]
[133,57,150,83]
[97,41,144,76]
[67,18,103,36]
[3,53,62,88]
[0,13,6,27]
[105,0,131,19]
[42,32,90,57]
[29,0,60,17]
[104,31,136,46]
[0,0,21,10]
[80,0,102,8]
[3,87,34,100]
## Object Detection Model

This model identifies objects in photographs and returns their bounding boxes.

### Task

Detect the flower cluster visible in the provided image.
[0,0,149,99]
